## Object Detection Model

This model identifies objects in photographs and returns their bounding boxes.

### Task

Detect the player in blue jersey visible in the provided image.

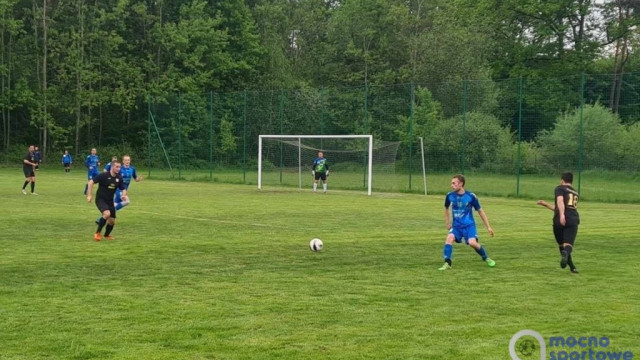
[312,151,330,193]
[103,156,118,172]
[116,155,143,210]
[438,174,495,270]
[62,150,72,173]
[84,148,100,195]
[536,172,580,274]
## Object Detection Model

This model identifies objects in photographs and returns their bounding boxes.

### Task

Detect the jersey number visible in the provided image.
[567,193,579,208]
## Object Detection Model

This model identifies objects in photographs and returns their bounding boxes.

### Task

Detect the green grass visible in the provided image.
[1,168,638,359]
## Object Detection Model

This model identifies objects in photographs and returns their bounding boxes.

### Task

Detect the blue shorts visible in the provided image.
[449,224,479,244]
[87,168,99,180]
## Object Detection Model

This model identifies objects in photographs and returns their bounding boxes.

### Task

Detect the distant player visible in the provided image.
[116,155,143,210]
[86,160,127,241]
[312,151,329,194]
[21,145,38,195]
[62,150,72,173]
[34,146,42,170]
[84,148,100,195]
[104,156,118,172]
[438,174,495,270]
[536,172,580,273]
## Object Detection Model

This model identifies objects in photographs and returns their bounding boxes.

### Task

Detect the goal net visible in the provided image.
[258,135,400,195]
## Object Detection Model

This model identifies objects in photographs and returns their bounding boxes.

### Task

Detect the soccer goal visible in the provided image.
[258,135,400,195]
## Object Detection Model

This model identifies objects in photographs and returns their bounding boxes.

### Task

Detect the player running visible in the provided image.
[84,148,100,195]
[86,160,127,241]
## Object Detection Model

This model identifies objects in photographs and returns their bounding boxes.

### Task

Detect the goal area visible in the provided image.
[258,135,400,195]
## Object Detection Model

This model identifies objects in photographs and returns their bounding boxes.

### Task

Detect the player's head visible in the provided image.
[123,155,131,166]
[91,148,97,155]
[451,174,465,187]
[111,156,118,162]
[318,151,324,158]
[561,172,573,184]
[109,160,122,174]
[28,145,35,152]
[63,149,68,154]
[35,146,39,151]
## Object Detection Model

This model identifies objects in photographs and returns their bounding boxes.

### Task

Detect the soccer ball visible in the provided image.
[309,238,323,252]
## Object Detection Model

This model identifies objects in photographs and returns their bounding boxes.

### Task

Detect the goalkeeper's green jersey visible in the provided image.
[313,157,329,173]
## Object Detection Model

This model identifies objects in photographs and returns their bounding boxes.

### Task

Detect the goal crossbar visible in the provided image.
[258,135,374,195]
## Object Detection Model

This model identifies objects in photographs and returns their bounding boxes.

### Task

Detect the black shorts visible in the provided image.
[96,198,116,218]
[315,172,327,181]
[553,225,578,246]
[63,163,71,167]
[23,168,35,178]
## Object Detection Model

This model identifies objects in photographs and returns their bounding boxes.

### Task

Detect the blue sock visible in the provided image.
[475,246,488,260]
[444,244,453,260]
[115,202,123,211]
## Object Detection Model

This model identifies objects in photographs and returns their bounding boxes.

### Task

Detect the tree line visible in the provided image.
[1,0,639,163]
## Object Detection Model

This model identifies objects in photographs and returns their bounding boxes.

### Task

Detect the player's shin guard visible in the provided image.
[96,217,107,233]
[444,244,453,264]
[475,246,488,261]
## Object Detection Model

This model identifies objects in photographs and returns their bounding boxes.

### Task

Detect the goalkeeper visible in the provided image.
[312,151,330,194]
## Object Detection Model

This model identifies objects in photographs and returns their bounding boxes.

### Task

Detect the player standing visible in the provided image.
[536,172,580,273]
[21,145,38,195]
[438,174,495,270]
[312,151,329,194]
[62,150,72,173]
[86,160,127,241]
[84,148,100,195]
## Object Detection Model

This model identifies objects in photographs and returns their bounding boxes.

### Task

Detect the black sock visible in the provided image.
[564,245,573,258]
[445,258,452,266]
[104,224,114,236]
[30,182,35,192]
[22,181,29,189]
[96,218,107,233]
[568,255,576,270]
[558,245,564,255]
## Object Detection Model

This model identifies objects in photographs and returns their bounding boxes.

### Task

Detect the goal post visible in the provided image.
[258,135,374,195]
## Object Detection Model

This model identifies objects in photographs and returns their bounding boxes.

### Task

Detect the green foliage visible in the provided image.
[537,103,624,171]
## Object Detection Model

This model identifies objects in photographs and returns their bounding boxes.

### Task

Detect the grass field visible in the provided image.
[1,167,638,360]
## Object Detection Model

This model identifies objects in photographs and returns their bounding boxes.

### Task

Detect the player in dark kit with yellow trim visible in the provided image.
[86,160,127,242]
[537,172,580,273]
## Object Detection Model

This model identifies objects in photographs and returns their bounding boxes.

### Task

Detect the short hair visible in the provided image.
[561,172,573,183]
[453,174,466,186]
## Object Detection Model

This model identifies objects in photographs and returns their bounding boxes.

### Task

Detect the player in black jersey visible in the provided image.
[537,172,580,273]
[86,160,127,241]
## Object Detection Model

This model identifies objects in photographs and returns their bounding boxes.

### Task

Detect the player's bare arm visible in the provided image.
[478,209,494,236]
[86,180,94,202]
[556,195,566,225]
[536,200,555,211]
[444,207,452,230]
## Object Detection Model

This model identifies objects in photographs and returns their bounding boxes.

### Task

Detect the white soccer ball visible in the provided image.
[309,238,323,252]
